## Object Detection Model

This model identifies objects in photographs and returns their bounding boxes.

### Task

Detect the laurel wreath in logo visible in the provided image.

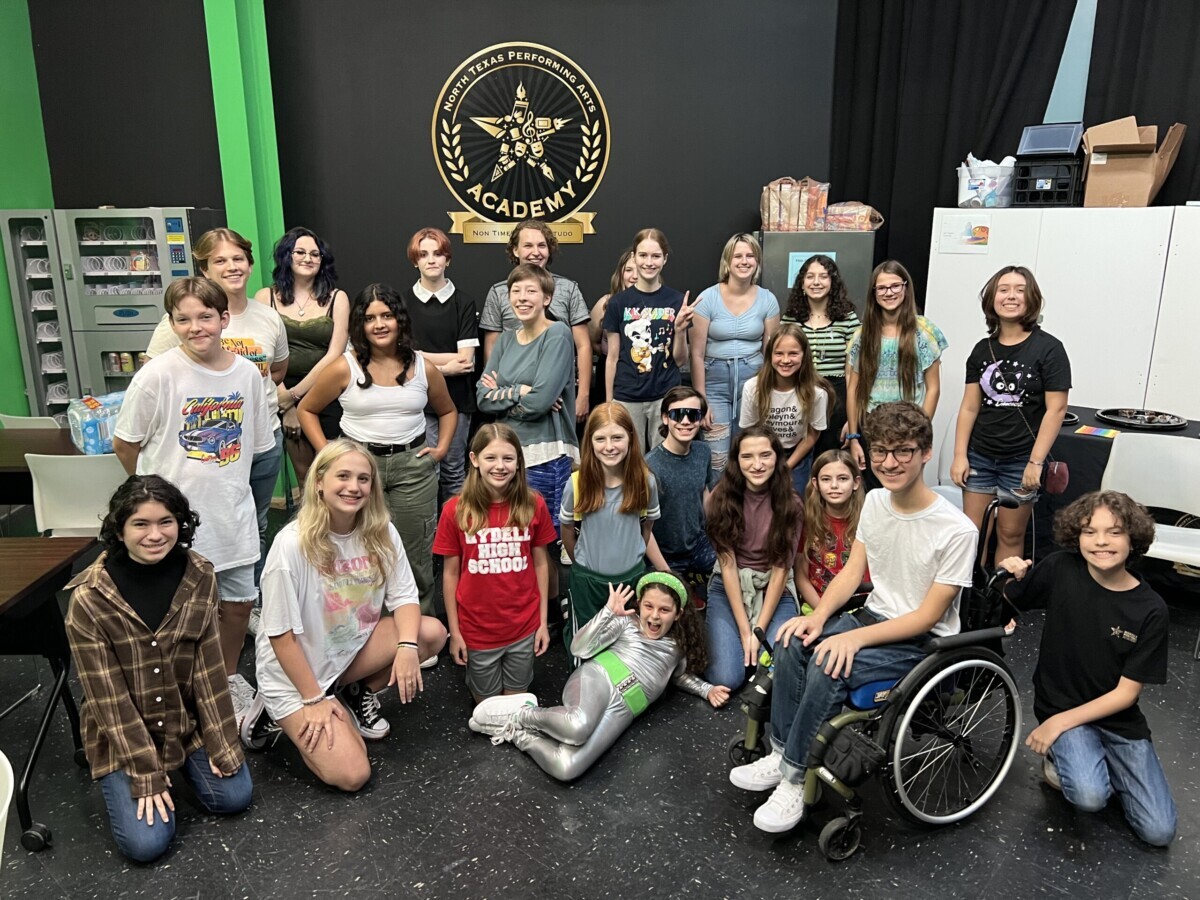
[575,122,604,183]
[439,119,469,183]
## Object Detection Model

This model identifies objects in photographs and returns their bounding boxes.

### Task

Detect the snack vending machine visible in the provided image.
[2,207,224,421]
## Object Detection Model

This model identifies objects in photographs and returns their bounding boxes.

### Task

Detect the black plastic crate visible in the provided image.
[1011,154,1084,207]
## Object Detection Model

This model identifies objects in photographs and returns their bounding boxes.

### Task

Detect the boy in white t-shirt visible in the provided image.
[729,401,977,832]
[115,277,274,728]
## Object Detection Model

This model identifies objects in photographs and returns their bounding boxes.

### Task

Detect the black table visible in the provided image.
[1032,405,1199,557]
[0,537,95,852]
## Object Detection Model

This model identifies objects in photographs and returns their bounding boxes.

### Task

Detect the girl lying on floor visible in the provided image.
[469,572,729,780]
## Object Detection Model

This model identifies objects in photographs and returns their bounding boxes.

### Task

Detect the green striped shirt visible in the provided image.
[780,312,861,379]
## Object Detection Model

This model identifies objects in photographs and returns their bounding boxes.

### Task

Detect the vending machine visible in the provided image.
[2,207,224,420]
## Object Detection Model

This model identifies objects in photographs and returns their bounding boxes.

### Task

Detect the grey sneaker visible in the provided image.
[1043,757,1062,791]
[227,673,256,731]
[240,691,281,751]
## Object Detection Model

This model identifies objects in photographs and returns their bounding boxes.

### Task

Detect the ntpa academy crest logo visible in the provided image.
[433,42,610,244]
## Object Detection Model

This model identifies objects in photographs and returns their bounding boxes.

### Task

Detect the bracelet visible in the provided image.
[396,641,419,651]
[1028,460,1044,466]
[300,694,326,707]
[845,432,862,441]
[288,389,301,404]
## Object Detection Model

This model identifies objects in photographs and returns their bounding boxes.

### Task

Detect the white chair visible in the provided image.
[1099,432,1200,656]
[24,453,128,537]
[0,749,13,868]
[0,413,61,429]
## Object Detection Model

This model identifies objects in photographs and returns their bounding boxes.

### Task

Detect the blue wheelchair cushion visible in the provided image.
[847,678,900,710]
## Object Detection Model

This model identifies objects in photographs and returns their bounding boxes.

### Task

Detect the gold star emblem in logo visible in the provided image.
[470,83,571,184]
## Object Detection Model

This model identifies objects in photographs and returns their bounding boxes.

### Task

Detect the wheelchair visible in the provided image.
[727,497,1022,860]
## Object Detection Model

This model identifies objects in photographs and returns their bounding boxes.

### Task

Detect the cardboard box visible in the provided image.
[1082,116,1187,207]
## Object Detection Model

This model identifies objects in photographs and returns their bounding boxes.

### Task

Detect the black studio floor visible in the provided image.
[3,509,1199,900]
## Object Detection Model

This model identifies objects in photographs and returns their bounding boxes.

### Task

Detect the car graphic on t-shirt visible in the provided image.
[179,418,242,456]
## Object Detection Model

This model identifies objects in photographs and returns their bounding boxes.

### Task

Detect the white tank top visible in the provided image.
[338,349,428,445]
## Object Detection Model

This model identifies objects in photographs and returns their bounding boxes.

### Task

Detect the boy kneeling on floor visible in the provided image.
[999,490,1176,847]
[729,400,977,832]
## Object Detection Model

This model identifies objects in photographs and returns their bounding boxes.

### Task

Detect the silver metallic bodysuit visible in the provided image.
[510,606,713,781]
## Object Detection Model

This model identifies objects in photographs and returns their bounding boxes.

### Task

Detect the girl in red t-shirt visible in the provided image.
[794,449,866,614]
[434,424,557,704]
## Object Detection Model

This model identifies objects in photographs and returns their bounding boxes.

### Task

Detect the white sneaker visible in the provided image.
[1043,757,1062,791]
[730,749,784,791]
[420,654,439,669]
[753,780,806,833]
[470,693,537,735]
[226,673,256,731]
[247,606,261,636]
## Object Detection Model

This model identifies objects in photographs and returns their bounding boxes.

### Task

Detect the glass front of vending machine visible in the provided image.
[0,210,80,422]
[53,207,224,397]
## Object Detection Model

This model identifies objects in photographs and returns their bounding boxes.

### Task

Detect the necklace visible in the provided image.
[294,292,313,318]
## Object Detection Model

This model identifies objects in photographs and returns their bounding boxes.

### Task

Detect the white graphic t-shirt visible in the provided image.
[146,302,289,428]
[739,377,829,449]
[255,521,419,719]
[114,347,274,570]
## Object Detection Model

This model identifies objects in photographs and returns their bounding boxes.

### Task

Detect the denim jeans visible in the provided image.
[769,609,929,785]
[425,411,472,505]
[701,354,763,479]
[1049,724,1177,846]
[98,748,252,863]
[249,428,285,589]
[789,451,813,499]
[704,572,798,690]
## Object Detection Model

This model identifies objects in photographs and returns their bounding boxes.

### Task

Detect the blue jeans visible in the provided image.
[1049,724,1177,846]
[425,410,472,505]
[98,748,252,863]
[705,572,798,690]
[701,354,763,479]
[789,451,813,498]
[769,609,929,785]
[249,428,285,589]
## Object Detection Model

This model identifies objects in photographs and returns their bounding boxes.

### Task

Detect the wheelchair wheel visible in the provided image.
[818,817,861,861]
[882,650,1021,825]
[727,734,766,766]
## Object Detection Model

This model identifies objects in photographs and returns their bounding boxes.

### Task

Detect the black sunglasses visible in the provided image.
[666,408,702,423]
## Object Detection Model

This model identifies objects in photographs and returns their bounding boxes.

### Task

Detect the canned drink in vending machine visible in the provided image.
[137,353,150,370]
[120,352,135,373]
[106,352,123,374]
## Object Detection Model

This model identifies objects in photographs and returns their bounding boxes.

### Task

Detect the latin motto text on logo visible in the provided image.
[433,42,610,244]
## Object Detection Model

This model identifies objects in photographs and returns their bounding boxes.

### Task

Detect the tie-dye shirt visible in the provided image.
[254,520,418,719]
[847,316,948,412]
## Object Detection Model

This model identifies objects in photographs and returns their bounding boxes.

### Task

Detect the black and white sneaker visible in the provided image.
[338,680,391,740]
[240,692,281,751]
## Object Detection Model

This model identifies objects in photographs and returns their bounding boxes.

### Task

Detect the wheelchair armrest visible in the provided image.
[923,626,1009,653]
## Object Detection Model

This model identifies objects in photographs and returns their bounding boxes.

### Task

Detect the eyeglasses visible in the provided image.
[666,408,702,423]
[292,249,322,261]
[868,445,919,464]
[875,281,906,296]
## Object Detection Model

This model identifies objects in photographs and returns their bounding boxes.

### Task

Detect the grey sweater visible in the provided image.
[476,320,579,463]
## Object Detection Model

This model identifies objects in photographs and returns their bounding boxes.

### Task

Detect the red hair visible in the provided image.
[406,228,453,265]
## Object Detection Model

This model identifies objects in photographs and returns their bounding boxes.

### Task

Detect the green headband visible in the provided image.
[636,572,689,609]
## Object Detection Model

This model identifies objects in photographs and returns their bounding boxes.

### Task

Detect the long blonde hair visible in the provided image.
[753,323,831,429]
[299,439,396,585]
[803,449,864,558]
[456,424,537,537]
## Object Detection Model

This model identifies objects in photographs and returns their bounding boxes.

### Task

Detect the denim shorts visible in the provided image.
[964,448,1037,505]
[215,563,257,602]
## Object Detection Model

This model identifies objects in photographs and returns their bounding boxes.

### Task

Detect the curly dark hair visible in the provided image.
[349,283,416,387]
[862,401,933,452]
[706,425,801,568]
[1053,490,1156,563]
[268,226,339,309]
[785,254,855,323]
[100,475,199,556]
[505,219,558,266]
[640,577,709,674]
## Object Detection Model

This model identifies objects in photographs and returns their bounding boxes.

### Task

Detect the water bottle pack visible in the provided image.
[68,391,126,455]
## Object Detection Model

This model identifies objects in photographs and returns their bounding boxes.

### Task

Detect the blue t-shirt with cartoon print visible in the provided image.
[603,285,684,402]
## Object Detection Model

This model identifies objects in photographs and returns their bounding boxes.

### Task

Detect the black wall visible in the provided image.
[267,1,837,306]
[29,0,223,211]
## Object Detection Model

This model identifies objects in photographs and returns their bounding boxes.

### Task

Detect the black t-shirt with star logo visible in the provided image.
[1006,551,1168,740]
